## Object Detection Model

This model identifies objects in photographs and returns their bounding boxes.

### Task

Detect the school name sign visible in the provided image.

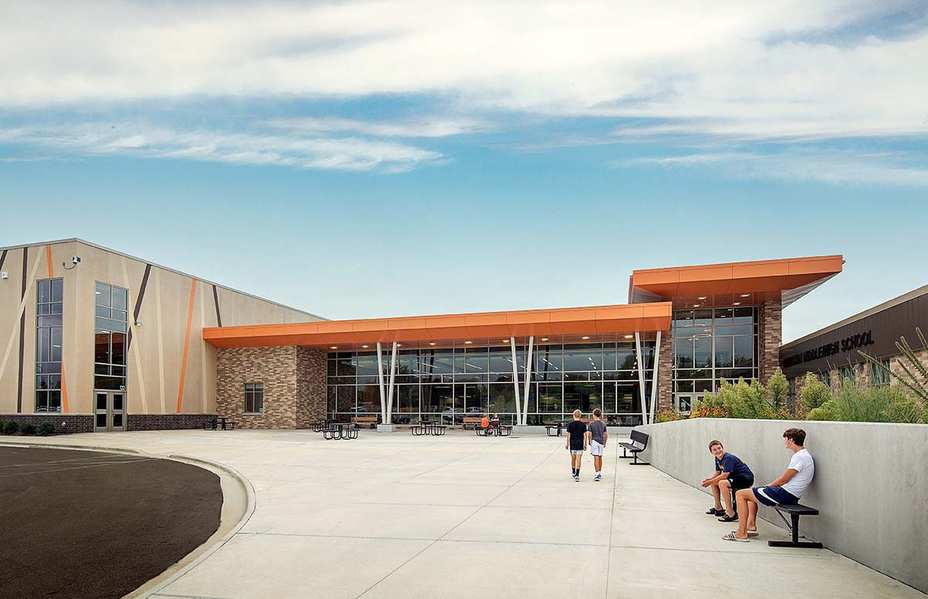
[782,330,875,369]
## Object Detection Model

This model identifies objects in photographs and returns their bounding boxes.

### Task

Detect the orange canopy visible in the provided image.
[629,255,843,307]
[203,302,672,349]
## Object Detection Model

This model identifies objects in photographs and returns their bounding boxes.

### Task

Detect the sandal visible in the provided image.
[706,507,724,516]
[722,532,749,543]
[733,529,759,537]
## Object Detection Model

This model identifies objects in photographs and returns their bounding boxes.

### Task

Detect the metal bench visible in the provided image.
[619,430,649,465]
[768,503,822,548]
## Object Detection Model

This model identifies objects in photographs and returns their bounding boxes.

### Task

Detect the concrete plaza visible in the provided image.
[8,430,924,599]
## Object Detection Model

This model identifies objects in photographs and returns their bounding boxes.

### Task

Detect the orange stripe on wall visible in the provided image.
[176,279,198,413]
[45,245,53,278]
[46,245,70,412]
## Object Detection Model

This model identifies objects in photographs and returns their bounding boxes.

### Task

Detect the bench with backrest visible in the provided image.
[462,416,484,430]
[619,429,649,465]
[768,503,822,548]
[352,415,378,429]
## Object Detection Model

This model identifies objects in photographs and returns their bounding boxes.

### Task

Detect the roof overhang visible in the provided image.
[629,255,843,308]
[203,302,672,349]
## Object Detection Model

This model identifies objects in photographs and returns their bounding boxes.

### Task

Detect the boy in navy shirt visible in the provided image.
[700,440,754,522]
[565,409,587,482]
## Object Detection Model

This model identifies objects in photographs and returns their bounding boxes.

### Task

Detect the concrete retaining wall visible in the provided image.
[639,418,928,594]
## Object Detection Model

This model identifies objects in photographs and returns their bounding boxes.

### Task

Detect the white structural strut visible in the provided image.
[386,341,398,424]
[634,332,649,425]
[522,336,534,426]
[376,342,386,422]
[650,330,662,424]
[510,336,521,423]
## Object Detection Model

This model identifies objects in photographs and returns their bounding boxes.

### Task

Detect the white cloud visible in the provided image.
[1,1,926,141]
[623,150,928,186]
[0,124,444,173]
[266,116,491,138]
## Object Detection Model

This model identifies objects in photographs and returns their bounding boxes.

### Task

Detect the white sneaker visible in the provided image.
[573,474,580,482]
[594,473,602,482]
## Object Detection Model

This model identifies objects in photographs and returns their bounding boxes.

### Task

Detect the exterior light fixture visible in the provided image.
[697,296,706,300]
[541,337,549,342]
[397,343,403,347]
[693,304,701,308]
[733,302,741,306]
[429,342,436,346]
[329,346,338,350]
[624,334,633,339]
[740,294,750,298]
[581,336,590,340]
[464,340,472,344]
[361,344,369,349]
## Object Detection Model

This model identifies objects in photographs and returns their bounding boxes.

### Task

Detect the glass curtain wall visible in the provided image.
[326,341,655,426]
[672,306,758,405]
[94,282,129,391]
[35,278,64,412]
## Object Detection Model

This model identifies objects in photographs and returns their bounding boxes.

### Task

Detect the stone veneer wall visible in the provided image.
[657,330,673,412]
[216,346,326,429]
[217,346,298,428]
[296,347,326,428]
[758,296,782,384]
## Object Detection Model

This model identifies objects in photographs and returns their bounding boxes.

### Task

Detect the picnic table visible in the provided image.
[411,422,448,436]
[475,424,512,437]
[203,416,235,430]
[321,422,359,440]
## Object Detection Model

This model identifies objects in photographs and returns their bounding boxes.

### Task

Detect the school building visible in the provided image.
[0,239,845,431]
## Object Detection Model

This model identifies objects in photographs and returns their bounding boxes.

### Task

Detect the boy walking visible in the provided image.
[587,408,608,481]
[566,409,587,482]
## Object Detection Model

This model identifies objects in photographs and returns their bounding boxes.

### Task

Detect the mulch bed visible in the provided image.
[0,446,222,599]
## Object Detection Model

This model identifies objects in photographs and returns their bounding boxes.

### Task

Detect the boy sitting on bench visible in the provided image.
[723,428,815,542]
[701,440,754,522]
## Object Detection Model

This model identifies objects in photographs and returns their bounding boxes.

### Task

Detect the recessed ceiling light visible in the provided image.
[693,304,701,308]
[396,343,402,347]
[581,336,590,340]
[502,339,509,343]
[541,337,549,342]
[697,296,706,300]
[624,334,633,339]
[740,294,750,298]
[429,342,436,346]
[361,344,368,349]
[464,340,472,344]
[329,346,337,350]
[733,302,741,306]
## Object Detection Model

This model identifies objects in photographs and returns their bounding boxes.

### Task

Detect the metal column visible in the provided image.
[386,341,398,424]
[649,330,661,423]
[510,336,521,424]
[522,336,534,426]
[634,332,649,425]
[376,341,386,422]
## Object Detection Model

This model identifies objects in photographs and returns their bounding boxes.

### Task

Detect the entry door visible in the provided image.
[674,393,698,415]
[94,391,126,432]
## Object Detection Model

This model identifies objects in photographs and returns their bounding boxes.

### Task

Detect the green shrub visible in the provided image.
[799,372,831,414]
[0,420,7,434]
[3,421,19,435]
[767,368,789,411]
[690,388,729,418]
[691,378,777,420]
[20,423,36,436]
[805,379,925,424]
[37,422,55,436]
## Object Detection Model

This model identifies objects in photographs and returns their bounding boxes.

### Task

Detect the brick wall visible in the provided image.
[296,347,326,428]
[217,346,298,428]
[216,346,327,429]
[127,414,214,431]
[657,330,673,412]
[759,297,782,384]
[0,414,93,434]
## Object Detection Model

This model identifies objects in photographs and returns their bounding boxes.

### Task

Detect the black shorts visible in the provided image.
[729,475,754,490]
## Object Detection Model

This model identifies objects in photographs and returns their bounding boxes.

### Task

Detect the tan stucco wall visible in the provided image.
[0,240,320,417]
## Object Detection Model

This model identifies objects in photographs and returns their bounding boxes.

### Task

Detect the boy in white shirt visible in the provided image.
[723,428,815,542]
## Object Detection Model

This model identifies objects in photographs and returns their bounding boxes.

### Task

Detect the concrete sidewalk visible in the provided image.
[10,430,924,599]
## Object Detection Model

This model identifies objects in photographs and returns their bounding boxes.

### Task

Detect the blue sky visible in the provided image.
[1,1,927,342]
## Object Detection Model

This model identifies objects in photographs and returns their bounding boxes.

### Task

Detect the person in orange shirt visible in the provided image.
[480,415,490,431]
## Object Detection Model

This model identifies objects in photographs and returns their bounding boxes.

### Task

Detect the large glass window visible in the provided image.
[325,340,655,425]
[35,278,63,412]
[671,306,758,408]
[94,282,129,391]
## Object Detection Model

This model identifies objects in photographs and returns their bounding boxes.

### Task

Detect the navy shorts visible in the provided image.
[752,485,799,507]
[729,475,754,490]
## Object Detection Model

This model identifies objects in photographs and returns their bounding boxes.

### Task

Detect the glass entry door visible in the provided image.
[94,391,125,432]
[674,393,701,415]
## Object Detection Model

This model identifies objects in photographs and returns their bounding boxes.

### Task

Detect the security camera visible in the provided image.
[71,256,81,265]
[0,272,7,280]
